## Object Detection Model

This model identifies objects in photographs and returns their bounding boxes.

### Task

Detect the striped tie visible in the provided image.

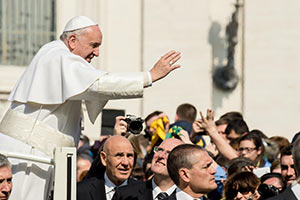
[157,192,168,200]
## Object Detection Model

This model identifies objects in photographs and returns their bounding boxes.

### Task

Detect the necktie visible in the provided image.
[157,192,168,200]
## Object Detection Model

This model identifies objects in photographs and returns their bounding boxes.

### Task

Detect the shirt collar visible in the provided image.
[152,178,177,200]
[175,187,203,200]
[104,172,128,192]
[291,181,300,199]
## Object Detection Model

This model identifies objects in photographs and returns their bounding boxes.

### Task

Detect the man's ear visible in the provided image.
[174,114,179,122]
[67,34,77,51]
[179,168,190,183]
[100,151,107,167]
[257,147,262,156]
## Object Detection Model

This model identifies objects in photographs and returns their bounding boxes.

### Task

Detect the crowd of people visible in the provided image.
[73,103,300,200]
[0,15,299,200]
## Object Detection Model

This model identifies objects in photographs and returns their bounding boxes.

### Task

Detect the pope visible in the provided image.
[0,16,181,200]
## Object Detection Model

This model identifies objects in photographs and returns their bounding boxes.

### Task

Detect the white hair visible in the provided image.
[59,27,88,41]
[0,153,11,170]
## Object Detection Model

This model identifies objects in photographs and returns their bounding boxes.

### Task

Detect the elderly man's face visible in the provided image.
[72,25,102,63]
[188,151,217,195]
[0,166,12,200]
[100,136,134,186]
[151,139,183,177]
[281,154,296,186]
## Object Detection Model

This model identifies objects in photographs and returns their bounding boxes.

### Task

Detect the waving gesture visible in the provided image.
[150,50,181,83]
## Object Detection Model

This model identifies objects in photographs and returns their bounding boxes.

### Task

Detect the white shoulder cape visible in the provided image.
[8,40,107,123]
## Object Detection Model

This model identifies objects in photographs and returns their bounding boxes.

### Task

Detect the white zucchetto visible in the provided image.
[63,16,97,32]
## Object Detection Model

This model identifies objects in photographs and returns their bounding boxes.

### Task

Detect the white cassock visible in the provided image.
[0,40,150,200]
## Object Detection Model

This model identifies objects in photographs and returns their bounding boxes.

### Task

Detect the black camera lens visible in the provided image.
[124,115,144,134]
[258,184,279,199]
[128,120,143,134]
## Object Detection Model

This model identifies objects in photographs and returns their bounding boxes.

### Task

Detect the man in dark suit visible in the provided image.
[267,137,300,200]
[279,146,296,187]
[112,138,184,200]
[77,135,136,200]
[165,144,217,200]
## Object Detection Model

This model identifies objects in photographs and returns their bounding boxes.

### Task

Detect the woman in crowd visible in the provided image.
[224,171,261,200]
[238,132,271,168]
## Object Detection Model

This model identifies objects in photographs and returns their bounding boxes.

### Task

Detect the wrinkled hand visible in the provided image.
[150,50,181,83]
[178,129,193,144]
[113,116,128,136]
[199,109,218,135]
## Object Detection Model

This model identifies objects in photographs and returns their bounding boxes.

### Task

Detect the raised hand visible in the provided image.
[199,109,218,135]
[150,50,181,83]
[113,116,128,136]
[199,109,238,160]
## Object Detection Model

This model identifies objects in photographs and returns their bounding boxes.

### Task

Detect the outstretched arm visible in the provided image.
[71,51,181,101]
[199,109,238,160]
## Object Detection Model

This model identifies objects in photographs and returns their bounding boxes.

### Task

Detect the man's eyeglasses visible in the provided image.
[153,146,171,155]
[237,147,257,153]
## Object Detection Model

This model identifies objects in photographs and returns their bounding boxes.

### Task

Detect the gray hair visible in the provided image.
[0,153,11,169]
[59,28,88,41]
[292,137,300,178]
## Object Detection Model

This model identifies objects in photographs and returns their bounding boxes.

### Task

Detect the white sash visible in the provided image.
[0,108,74,157]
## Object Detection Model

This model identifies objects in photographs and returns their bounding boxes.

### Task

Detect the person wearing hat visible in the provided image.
[0,16,181,200]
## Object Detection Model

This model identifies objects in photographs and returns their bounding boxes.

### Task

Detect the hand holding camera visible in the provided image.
[113,116,128,136]
[114,114,144,136]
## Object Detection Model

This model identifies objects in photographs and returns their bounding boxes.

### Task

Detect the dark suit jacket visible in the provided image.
[266,187,297,200]
[77,177,137,200]
[112,179,153,200]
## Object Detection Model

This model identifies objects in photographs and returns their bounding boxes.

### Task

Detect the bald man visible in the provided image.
[0,16,181,200]
[77,136,136,200]
[112,138,184,200]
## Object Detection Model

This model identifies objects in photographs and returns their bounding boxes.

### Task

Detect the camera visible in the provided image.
[124,114,144,134]
[258,183,280,199]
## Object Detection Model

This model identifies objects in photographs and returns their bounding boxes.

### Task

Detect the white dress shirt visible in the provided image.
[291,181,300,199]
[175,188,203,200]
[104,172,128,200]
[152,179,177,200]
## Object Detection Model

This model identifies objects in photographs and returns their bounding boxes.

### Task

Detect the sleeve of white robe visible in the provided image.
[70,72,151,123]
[70,72,151,101]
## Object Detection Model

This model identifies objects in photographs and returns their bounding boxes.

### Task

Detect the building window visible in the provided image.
[0,0,56,66]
